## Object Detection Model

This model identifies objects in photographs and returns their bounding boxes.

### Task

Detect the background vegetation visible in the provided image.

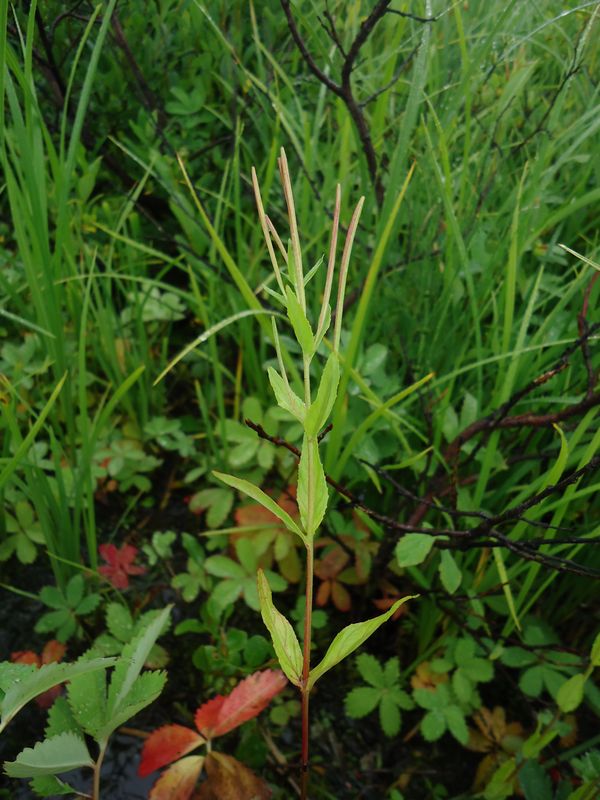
[0,1,599,798]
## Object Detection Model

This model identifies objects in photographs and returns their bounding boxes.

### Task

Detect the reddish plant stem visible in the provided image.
[301,542,314,799]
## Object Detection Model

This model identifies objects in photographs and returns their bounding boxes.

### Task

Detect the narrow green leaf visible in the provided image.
[0,663,36,697]
[106,606,171,721]
[591,632,600,666]
[286,241,296,289]
[308,596,416,689]
[213,472,305,542]
[547,423,569,485]
[305,354,340,437]
[556,673,586,713]
[0,373,66,492]
[315,304,331,347]
[154,309,273,386]
[396,534,435,567]
[267,366,305,422]
[558,243,600,273]
[439,550,462,594]
[1,658,115,734]
[303,254,324,286]
[493,548,521,633]
[4,732,92,778]
[257,570,303,687]
[297,437,328,537]
[285,285,314,356]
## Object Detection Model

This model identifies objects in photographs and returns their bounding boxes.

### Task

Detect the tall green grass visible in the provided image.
[0,0,598,626]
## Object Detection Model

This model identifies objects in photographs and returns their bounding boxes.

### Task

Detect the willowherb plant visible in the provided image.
[215,148,415,796]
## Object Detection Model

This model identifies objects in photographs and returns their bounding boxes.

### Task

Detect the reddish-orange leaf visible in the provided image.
[235,503,277,528]
[11,643,65,708]
[314,547,350,580]
[331,581,352,612]
[192,695,224,738]
[316,580,331,607]
[195,752,271,800]
[98,543,146,589]
[149,755,205,800]
[11,650,40,667]
[41,640,66,664]
[36,685,62,710]
[139,725,204,777]
[194,670,287,740]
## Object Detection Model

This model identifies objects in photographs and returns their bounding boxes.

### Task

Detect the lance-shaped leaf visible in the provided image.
[214,472,305,542]
[149,756,205,800]
[297,436,328,537]
[105,606,171,723]
[303,254,324,286]
[305,354,340,437]
[194,669,287,740]
[1,658,116,734]
[285,285,314,357]
[257,569,303,686]
[4,732,93,778]
[308,596,417,690]
[267,366,305,422]
[139,725,204,777]
[96,670,166,742]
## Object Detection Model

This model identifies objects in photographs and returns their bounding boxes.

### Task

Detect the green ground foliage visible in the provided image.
[0,1,599,798]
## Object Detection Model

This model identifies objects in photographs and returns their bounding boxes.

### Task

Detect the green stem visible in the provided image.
[92,740,108,800]
[301,541,314,798]
[303,355,311,405]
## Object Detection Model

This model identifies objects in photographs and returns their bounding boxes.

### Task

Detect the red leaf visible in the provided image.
[11,651,40,667]
[148,755,205,800]
[98,543,146,589]
[139,725,204,777]
[194,670,287,740]
[314,547,350,580]
[316,580,331,607]
[191,695,224,738]
[41,640,66,665]
[11,641,66,708]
